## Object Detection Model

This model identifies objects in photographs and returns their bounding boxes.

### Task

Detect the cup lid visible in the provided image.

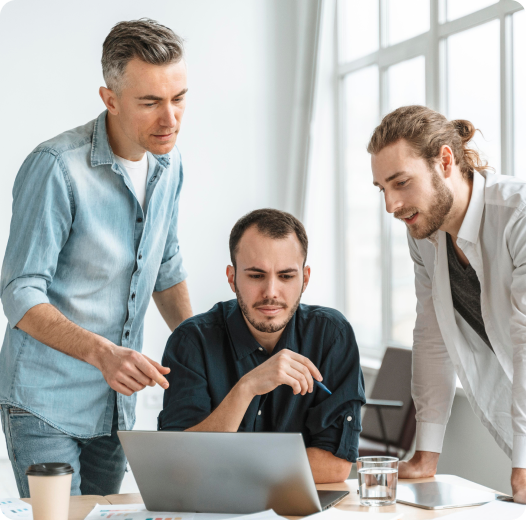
[25,463,74,476]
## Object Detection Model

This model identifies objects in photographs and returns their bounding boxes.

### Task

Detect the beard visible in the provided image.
[395,169,454,240]
[236,283,303,334]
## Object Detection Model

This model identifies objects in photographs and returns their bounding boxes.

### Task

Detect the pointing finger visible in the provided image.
[135,355,169,389]
[144,355,171,375]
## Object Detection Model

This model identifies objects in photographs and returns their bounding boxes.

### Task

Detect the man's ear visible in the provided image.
[302,265,311,293]
[99,86,120,115]
[226,265,236,293]
[440,145,454,178]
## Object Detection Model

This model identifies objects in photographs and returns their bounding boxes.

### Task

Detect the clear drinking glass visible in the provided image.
[357,456,399,506]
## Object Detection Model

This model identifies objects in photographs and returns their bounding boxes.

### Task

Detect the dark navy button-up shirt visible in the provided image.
[158,299,365,462]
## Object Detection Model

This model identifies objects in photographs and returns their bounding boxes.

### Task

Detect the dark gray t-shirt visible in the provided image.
[446,233,493,352]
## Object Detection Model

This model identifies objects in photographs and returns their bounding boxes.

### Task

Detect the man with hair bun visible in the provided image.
[369,105,526,501]
[0,19,192,496]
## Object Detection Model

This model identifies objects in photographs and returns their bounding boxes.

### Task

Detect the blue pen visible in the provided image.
[314,380,332,395]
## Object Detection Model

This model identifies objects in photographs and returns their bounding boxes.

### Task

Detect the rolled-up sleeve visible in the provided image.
[154,153,187,292]
[158,330,211,431]
[305,323,366,462]
[0,150,73,328]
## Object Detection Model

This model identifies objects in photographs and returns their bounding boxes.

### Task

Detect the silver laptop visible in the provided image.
[118,431,349,515]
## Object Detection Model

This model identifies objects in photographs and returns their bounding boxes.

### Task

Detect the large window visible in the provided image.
[338,0,524,357]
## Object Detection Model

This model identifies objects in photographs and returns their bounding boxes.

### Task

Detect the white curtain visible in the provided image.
[296,0,344,312]
[285,0,323,219]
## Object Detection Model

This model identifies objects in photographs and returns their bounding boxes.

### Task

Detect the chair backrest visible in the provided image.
[361,347,416,451]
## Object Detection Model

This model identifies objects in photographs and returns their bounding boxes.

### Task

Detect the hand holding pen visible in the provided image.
[240,348,324,397]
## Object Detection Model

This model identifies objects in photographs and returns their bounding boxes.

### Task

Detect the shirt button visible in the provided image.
[347,416,352,422]
[131,293,136,301]
[258,347,264,352]
[138,254,143,260]
[258,410,262,416]
[137,217,143,223]
[125,331,130,339]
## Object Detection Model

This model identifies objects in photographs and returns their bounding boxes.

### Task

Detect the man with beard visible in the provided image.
[158,209,365,483]
[369,105,526,502]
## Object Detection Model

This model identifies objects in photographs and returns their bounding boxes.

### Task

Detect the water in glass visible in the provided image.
[358,467,398,506]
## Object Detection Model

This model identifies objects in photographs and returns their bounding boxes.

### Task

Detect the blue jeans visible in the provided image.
[0,404,127,498]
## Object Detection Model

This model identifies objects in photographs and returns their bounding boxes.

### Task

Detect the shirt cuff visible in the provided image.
[513,436,526,468]
[1,277,50,328]
[308,408,362,463]
[154,251,188,292]
[415,421,447,453]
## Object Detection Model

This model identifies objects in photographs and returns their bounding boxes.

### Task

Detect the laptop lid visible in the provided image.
[118,431,323,516]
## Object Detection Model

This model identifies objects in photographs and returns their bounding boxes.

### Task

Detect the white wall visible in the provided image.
[0,0,300,455]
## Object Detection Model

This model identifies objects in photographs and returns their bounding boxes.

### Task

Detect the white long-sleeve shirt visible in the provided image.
[409,169,526,468]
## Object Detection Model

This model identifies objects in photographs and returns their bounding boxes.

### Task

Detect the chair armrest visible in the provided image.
[364,399,403,408]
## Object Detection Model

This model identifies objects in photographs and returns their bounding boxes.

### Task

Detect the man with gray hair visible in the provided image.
[0,19,192,496]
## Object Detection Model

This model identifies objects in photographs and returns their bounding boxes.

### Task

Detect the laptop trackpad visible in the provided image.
[318,490,350,510]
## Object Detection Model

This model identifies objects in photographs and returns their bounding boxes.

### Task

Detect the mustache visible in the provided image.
[394,207,419,220]
[152,127,179,134]
[253,299,287,309]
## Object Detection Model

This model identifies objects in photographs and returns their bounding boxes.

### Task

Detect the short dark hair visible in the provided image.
[102,18,185,94]
[229,209,308,268]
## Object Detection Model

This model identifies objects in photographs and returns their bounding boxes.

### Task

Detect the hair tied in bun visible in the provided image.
[452,119,476,143]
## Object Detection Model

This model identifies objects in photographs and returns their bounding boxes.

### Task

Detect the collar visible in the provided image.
[90,111,114,167]
[225,300,298,360]
[457,170,486,245]
[90,110,172,169]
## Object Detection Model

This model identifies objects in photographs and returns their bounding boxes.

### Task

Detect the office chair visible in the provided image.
[359,347,416,459]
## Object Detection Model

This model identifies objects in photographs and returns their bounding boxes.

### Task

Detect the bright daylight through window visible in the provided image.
[337,0,524,356]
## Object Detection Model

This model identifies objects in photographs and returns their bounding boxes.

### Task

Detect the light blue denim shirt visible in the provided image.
[0,111,187,437]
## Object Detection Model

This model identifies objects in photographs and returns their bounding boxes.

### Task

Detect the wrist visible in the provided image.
[234,377,256,402]
[412,451,439,468]
[512,468,526,481]
[85,336,113,370]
